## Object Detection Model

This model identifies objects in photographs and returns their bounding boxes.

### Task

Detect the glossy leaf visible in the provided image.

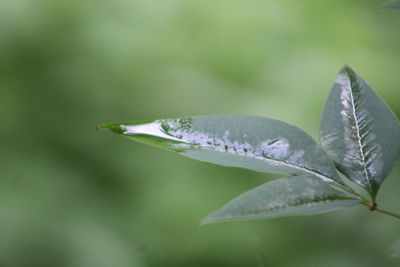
[382,1,400,8]
[100,116,346,187]
[201,175,361,224]
[320,66,400,198]
[387,238,400,258]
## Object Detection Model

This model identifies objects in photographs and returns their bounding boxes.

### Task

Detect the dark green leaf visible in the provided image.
[100,116,346,188]
[201,175,361,224]
[320,66,400,199]
[382,1,400,9]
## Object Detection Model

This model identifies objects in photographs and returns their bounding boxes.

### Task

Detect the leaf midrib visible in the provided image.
[238,196,357,215]
[188,144,341,187]
[347,77,373,193]
[206,196,359,223]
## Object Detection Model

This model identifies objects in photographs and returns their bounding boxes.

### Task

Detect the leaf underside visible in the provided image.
[320,66,400,198]
[201,175,361,224]
[100,115,346,187]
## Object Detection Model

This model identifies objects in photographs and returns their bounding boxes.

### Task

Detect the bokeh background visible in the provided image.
[1,0,400,266]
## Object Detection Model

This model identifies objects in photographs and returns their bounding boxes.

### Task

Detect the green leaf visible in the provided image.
[201,175,361,224]
[320,66,400,199]
[382,1,400,9]
[387,238,400,258]
[100,116,346,188]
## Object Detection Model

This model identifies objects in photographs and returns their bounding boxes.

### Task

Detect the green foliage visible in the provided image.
[320,66,400,200]
[100,66,400,223]
[201,175,360,224]
[99,116,345,188]
[3,0,400,265]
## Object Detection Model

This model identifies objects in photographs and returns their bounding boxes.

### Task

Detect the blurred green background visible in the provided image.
[1,0,400,266]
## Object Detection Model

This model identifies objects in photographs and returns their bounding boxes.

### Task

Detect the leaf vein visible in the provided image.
[347,78,374,192]
[237,196,356,216]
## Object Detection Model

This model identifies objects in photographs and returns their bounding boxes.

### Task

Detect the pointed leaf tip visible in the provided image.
[97,123,125,134]
[102,116,347,187]
[320,66,400,198]
[341,65,355,75]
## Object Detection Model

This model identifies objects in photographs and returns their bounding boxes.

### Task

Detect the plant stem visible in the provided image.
[361,202,400,220]
[374,208,400,220]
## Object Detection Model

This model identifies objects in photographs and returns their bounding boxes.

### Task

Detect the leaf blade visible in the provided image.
[100,116,345,187]
[201,175,361,224]
[387,238,400,258]
[320,66,400,198]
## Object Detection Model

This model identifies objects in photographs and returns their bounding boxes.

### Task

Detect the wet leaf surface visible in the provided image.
[320,66,400,198]
[100,116,346,187]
